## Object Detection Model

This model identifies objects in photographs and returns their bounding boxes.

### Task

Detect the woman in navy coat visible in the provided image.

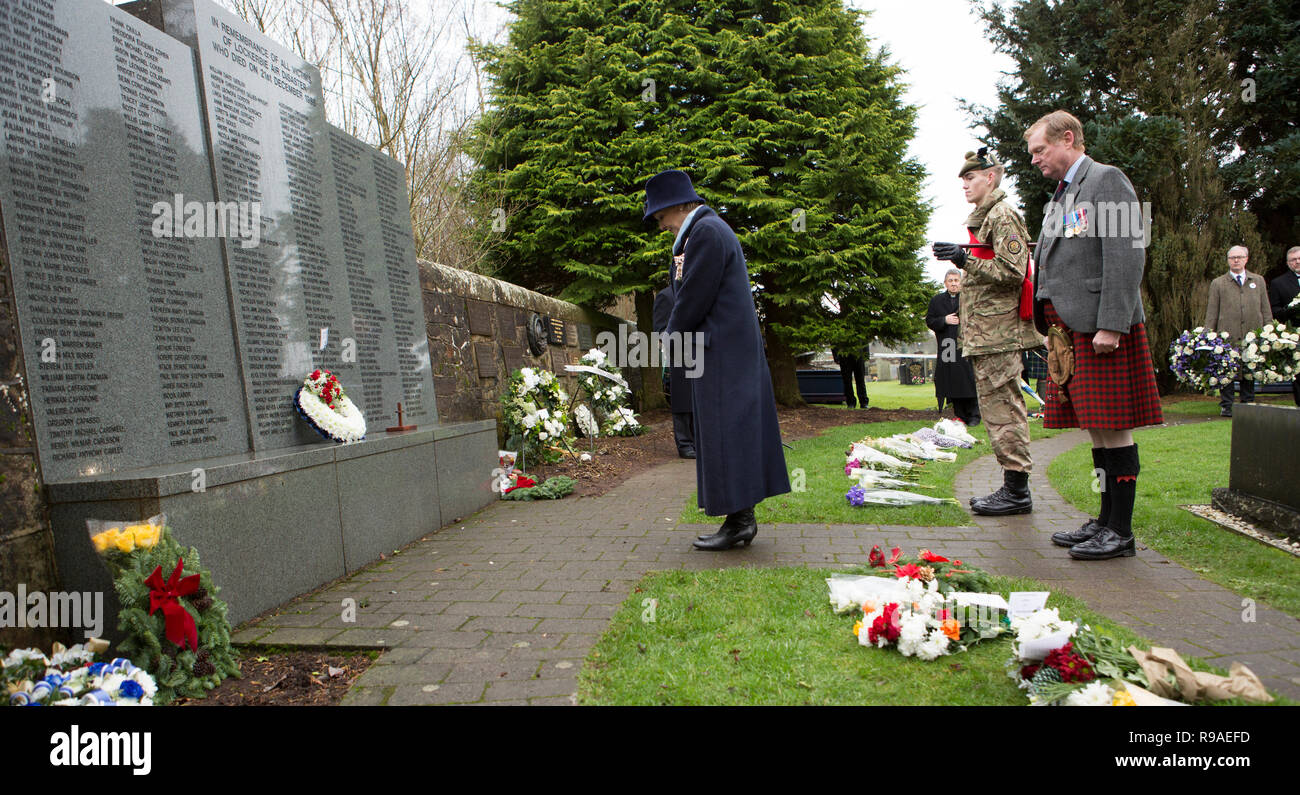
[643,170,790,550]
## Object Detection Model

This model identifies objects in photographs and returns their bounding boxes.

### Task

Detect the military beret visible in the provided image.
[959,146,1001,177]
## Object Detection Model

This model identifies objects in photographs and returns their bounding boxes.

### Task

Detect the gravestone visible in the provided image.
[1214,403,1300,540]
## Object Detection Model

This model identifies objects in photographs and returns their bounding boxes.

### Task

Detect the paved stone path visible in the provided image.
[233,428,1300,703]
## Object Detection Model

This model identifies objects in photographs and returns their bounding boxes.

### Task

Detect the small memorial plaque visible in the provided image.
[577,323,594,350]
[547,317,566,345]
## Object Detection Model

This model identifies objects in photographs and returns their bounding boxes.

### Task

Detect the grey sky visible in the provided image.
[850,0,1026,285]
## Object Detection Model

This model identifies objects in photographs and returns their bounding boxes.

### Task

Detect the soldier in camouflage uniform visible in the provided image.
[932,148,1040,515]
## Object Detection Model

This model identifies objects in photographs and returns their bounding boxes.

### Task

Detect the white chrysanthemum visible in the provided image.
[3,648,48,669]
[585,348,608,365]
[48,646,95,669]
[521,413,537,429]
[916,628,951,661]
[1064,681,1115,706]
[575,404,599,437]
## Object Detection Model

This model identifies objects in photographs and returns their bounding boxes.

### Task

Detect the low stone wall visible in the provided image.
[1,238,61,649]
[419,261,638,428]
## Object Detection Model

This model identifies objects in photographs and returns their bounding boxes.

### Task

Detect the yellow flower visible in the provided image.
[852,620,863,638]
[91,530,114,553]
[1112,690,1137,707]
[113,532,136,553]
[129,523,161,549]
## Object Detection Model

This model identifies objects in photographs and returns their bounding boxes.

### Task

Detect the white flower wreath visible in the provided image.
[295,369,366,443]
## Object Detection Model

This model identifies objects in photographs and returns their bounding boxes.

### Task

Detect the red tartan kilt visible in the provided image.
[1043,303,1164,430]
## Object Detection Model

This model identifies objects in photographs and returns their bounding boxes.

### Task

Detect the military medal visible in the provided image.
[1064,207,1088,238]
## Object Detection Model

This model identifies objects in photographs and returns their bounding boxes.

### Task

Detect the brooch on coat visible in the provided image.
[673,253,685,282]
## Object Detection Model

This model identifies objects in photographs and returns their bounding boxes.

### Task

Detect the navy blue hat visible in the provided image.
[642,169,704,222]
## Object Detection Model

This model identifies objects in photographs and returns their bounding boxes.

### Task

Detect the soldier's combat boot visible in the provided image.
[971,470,1032,516]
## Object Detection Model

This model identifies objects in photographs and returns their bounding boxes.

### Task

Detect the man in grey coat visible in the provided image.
[643,169,790,551]
[1027,110,1163,561]
[1205,245,1272,416]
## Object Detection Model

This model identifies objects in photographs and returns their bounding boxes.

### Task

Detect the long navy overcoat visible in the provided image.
[666,207,790,516]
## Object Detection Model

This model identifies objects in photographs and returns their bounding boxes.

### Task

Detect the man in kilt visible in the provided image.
[1026,111,1163,561]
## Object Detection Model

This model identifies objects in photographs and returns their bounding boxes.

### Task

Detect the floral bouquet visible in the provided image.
[854,576,956,661]
[3,643,158,706]
[575,349,643,437]
[295,369,366,442]
[500,367,575,463]
[1239,322,1300,384]
[1167,328,1240,392]
[1006,608,1151,706]
[832,547,1008,661]
[87,516,239,703]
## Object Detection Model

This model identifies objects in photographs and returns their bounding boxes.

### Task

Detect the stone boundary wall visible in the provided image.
[0,236,61,650]
[419,261,637,430]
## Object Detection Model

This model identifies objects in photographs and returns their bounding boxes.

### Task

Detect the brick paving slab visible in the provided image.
[243,427,1300,703]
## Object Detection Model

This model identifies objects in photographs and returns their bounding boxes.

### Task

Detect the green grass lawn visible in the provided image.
[816,379,948,411]
[578,566,1290,705]
[680,419,1065,526]
[1161,393,1292,416]
[1048,421,1300,618]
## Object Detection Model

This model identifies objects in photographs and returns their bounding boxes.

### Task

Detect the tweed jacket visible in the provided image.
[1032,155,1147,335]
[1205,271,1272,345]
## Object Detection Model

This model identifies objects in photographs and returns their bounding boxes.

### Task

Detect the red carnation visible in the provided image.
[867,603,901,645]
[1020,663,1041,680]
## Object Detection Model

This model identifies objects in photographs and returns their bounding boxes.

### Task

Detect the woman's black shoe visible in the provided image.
[693,509,757,551]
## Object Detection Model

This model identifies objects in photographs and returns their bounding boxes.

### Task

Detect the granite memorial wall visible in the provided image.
[0,0,495,624]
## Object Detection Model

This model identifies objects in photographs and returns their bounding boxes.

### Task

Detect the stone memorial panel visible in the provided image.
[325,125,436,423]
[162,0,360,450]
[0,0,248,481]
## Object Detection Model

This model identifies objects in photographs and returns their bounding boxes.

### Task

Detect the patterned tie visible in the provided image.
[1052,180,1066,202]
[1236,274,1243,287]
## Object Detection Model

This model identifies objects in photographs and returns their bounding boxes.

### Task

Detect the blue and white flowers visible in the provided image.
[3,644,157,706]
[1168,327,1241,392]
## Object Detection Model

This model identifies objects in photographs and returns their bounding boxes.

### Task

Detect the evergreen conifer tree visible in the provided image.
[471,0,931,403]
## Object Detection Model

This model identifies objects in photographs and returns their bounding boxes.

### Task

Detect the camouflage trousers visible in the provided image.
[970,350,1032,473]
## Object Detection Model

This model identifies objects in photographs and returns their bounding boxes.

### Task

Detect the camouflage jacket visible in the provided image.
[958,188,1041,357]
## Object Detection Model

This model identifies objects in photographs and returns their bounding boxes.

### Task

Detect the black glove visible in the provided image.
[932,242,966,267]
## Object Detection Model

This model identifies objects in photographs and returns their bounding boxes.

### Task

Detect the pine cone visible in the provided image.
[193,659,216,677]
[1029,665,1063,696]
[196,648,210,662]
[187,587,208,602]
[192,596,214,612]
